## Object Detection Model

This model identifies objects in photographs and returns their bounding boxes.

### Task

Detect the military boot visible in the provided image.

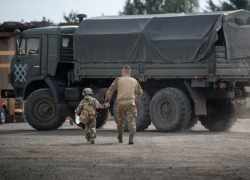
[117,134,123,143]
[129,132,134,145]
[90,134,95,144]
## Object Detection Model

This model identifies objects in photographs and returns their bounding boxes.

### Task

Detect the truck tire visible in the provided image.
[0,108,6,124]
[72,109,110,129]
[199,100,237,131]
[96,109,110,128]
[113,91,151,132]
[186,116,199,130]
[25,89,66,131]
[150,88,192,132]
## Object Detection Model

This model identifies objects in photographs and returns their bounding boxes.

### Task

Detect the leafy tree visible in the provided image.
[206,0,250,12]
[42,17,53,23]
[63,10,79,23]
[122,0,199,15]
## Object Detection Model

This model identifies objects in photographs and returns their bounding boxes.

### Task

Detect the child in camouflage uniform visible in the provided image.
[75,88,107,144]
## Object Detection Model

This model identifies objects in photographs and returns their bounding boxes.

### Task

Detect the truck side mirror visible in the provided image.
[14,29,21,36]
[14,29,21,62]
[16,39,20,54]
[15,39,20,62]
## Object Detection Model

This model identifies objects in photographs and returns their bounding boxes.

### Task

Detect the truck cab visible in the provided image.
[10,26,76,97]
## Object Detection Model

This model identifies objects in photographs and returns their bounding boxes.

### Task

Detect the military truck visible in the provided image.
[2,10,250,132]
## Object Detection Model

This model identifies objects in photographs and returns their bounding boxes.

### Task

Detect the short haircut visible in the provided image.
[123,65,131,72]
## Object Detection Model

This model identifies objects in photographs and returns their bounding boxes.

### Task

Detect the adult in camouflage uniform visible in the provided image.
[75,88,107,144]
[105,65,143,144]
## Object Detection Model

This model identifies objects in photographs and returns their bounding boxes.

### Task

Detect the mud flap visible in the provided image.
[184,80,206,116]
[234,99,247,118]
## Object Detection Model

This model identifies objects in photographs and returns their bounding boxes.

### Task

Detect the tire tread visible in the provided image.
[150,88,192,132]
[199,101,237,131]
[25,89,65,131]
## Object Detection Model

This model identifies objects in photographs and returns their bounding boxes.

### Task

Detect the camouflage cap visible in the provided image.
[82,88,93,96]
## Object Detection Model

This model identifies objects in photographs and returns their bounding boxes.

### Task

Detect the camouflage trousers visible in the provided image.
[116,103,137,134]
[84,115,96,140]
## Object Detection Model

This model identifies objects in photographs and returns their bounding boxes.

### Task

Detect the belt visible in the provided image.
[117,99,135,105]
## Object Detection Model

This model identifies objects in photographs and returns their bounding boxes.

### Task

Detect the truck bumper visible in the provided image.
[1,90,15,98]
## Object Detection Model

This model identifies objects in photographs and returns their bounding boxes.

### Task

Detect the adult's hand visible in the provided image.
[105,103,110,108]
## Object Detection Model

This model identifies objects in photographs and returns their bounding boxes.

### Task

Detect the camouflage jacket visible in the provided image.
[105,75,143,104]
[75,96,106,116]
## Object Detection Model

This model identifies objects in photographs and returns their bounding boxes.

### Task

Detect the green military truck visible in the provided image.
[2,10,250,132]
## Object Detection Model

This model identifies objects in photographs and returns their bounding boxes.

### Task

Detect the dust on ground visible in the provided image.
[0,121,250,180]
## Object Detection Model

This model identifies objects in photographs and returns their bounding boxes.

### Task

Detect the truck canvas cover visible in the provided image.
[74,10,250,63]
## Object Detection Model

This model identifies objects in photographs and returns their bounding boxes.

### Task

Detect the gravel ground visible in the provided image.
[0,120,250,180]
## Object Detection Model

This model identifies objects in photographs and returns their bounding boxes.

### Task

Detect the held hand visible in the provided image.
[135,99,139,103]
[105,103,110,108]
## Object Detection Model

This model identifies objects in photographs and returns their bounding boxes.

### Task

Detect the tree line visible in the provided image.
[206,0,250,12]
[40,0,250,23]
[122,0,250,15]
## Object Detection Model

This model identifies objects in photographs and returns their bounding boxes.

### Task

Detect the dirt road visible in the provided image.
[0,121,250,180]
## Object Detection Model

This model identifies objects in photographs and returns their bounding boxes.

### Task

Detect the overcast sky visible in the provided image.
[0,0,209,23]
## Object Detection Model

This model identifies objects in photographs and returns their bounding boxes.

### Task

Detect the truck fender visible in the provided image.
[23,76,65,103]
[184,80,207,116]
[23,75,48,100]
[44,77,66,103]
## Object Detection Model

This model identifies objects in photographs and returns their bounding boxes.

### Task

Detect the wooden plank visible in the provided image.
[0,64,10,68]
[9,98,15,116]
[14,109,24,113]
[0,51,15,55]
[0,32,15,37]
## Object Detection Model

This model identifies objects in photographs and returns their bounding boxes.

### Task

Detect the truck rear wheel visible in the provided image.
[199,100,237,131]
[113,91,151,132]
[96,109,110,128]
[150,88,192,132]
[185,116,199,130]
[25,89,66,131]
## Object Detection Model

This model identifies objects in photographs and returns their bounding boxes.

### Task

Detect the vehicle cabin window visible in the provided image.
[62,38,69,47]
[62,36,73,48]
[19,39,26,55]
[19,38,39,55]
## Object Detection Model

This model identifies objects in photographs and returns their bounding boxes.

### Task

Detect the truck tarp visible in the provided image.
[74,10,250,63]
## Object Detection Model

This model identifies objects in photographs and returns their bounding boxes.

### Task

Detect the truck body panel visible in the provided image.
[3,11,250,132]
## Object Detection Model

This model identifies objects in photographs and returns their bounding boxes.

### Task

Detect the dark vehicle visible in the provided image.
[2,10,250,132]
[0,98,7,124]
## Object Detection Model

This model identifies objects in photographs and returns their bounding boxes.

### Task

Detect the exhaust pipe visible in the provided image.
[77,14,87,24]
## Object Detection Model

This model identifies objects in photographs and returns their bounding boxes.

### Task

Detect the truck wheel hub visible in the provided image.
[158,100,174,121]
[34,100,55,121]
